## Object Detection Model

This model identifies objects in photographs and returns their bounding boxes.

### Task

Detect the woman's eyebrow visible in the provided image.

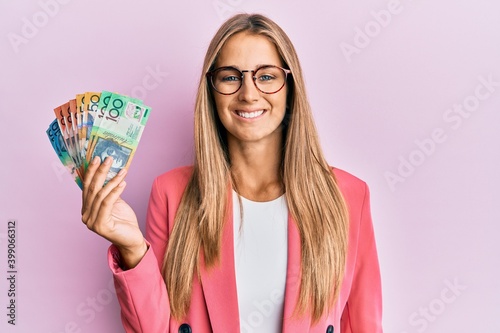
[216,64,279,70]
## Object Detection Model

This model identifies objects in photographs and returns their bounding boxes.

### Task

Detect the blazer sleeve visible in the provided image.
[340,183,383,332]
[108,177,171,332]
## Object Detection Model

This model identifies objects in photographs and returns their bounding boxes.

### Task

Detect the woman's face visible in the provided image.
[212,32,287,145]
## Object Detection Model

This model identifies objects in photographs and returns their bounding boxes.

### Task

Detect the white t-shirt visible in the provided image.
[232,190,288,333]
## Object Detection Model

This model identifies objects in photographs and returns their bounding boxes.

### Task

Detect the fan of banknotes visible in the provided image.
[46,91,152,189]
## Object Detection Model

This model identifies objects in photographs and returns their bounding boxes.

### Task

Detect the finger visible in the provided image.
[92,180,128,237]
[86,167,128,230]
[104,165,128,188]
[82,156,101,216]
[82,157,114,224]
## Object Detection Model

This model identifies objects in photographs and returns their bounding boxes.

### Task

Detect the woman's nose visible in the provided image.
[237,72,260,102]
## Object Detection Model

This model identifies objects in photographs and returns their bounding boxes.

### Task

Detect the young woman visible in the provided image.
[81,13,383,333]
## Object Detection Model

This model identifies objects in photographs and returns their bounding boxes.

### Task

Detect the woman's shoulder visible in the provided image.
[331,166,369,203]
[153,165,194,192]
[151,165,369,202]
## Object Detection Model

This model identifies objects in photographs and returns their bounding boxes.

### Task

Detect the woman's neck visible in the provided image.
[228,134,284,202]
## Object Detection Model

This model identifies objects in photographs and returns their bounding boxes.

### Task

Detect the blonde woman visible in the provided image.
[82,13,383,333]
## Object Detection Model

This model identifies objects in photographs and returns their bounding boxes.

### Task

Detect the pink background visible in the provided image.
[1,0,499,332]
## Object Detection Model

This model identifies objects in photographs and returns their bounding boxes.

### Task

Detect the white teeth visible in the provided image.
[237,110,264,119]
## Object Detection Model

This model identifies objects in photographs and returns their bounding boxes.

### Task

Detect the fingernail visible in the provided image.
[91,156,99,165]
[104,157,112,165]
[117,168,127,176]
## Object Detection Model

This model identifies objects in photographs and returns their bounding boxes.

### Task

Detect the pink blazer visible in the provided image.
[108,166,383,332]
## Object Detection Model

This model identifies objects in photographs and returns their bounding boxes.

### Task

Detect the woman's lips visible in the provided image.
[234,110,266,119]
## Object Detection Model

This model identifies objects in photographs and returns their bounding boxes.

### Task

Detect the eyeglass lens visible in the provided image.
[211,66,287,94]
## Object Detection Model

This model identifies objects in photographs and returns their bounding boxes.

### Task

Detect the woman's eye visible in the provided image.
[258,74,275,81]
[221,75,240,82]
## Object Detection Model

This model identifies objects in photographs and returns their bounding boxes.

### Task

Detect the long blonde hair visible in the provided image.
[163,13,349,323]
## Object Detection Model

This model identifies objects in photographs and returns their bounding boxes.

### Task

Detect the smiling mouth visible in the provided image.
[235,110,265,119]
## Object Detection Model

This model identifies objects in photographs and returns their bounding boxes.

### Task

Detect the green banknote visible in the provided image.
[47,91,152,189]
[87,93,151,183]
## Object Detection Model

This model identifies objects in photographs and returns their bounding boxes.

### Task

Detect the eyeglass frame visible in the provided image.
[206,65,292,95]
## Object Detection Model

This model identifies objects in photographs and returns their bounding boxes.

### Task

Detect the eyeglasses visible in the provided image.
[206,65,291,95]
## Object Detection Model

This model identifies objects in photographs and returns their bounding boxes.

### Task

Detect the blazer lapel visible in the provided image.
[199,189,241,332]
[282,214,311,332]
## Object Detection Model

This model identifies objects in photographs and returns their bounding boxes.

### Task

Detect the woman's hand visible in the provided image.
[81,156,147,269]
